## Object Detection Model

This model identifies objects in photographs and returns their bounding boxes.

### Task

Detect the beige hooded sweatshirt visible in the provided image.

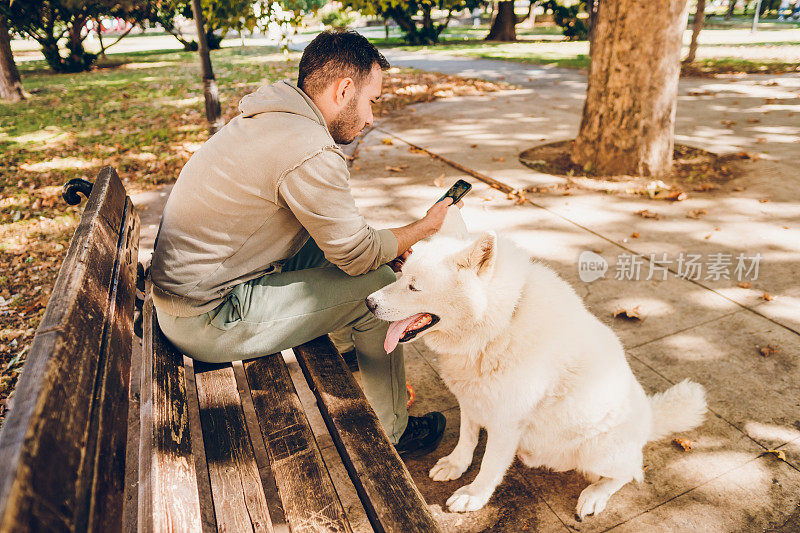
[150,81,398,317]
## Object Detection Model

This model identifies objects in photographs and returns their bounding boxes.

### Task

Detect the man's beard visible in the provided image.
[328,96,362,145]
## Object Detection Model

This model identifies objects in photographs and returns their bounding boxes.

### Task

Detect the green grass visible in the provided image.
[5,46,296,169]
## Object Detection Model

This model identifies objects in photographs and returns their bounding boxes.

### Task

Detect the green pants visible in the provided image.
[155,237,409,443]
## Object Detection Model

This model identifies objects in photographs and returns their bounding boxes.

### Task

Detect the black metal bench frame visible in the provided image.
[0,166,440,533]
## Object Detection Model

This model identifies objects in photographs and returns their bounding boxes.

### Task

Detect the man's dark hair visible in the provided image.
[298,30,390,97]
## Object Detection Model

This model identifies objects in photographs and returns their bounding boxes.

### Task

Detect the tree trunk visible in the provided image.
[571,0,690,177]
[190,0,223,134]
[385,7,434,44]
[587,0,598,53]
[486,1,517,41]
[68,15,86,67]
[685,0,705,63]
[95,18,106,58]
[725,0,736,19]
[0,15,24,102]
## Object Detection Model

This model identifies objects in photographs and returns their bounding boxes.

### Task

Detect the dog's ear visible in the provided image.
[456,231,496,277]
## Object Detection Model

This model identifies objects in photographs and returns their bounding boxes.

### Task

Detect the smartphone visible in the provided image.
[436,179,472,206]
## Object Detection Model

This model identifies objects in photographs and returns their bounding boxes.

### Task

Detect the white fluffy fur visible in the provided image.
[367,230,707,519]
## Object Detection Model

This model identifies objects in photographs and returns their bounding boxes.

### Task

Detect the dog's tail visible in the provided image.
[648,379,707,441]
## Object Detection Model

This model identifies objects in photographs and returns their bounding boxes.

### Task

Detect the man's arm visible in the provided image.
[278,150,399,276]
[389,197,457,255]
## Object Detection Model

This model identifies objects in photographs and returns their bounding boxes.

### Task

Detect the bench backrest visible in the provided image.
[0,167,140,532]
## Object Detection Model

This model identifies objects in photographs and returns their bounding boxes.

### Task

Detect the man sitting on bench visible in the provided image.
[150,30,459,457]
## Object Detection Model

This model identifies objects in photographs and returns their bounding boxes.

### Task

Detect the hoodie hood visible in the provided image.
[238,80,327,127]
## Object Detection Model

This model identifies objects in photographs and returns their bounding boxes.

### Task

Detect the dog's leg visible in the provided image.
[430,411,479,482]
[446,426,520,512]
[575,476,631,520]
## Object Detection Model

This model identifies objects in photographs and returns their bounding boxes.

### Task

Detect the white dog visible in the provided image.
[367,230,707,519]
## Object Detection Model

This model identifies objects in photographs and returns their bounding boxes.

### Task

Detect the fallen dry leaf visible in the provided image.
[663,190,688,201]
[733,186,745,191]
[635,209,660,219]
[758,198,770,203]
[381,138,394,145]
[614,305,642,321]
[747,118,761,124]
[506,189,528,205]
[408,146,426,155]
[406,382,416,409]
[738,282,751,289]
[762,292,773,301]
[756,137,767,144]
[687,208,707,219]
[631,232,640,238]
[491,156,505,162]
[385,164,408,172]
[673,438,694,451]
[759,345,780,357]
[721,119,737,128]
[693,183,718,192]
[763,450,787,462]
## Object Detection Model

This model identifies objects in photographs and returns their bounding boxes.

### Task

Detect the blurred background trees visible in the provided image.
[341,0,483,44]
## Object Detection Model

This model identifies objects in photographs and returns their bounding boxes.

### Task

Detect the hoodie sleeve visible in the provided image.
[277,148,398,276]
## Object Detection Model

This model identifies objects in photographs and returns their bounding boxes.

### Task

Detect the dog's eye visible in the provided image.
[408,283,420,292]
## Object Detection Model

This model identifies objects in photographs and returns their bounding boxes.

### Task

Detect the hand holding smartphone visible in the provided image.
[435,179,472,207]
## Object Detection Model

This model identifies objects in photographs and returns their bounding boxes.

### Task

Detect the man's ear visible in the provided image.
[456,231,497,277]
[333,77,354,105]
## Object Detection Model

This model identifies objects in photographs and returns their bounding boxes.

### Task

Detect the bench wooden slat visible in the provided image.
[140,300,203,533]
[123,317,144,532]
[0,167,134,532]
[293,336,441,533]
[230,362,290,533]
[243,354,352,533]
[183,357,220,533]
[37,167,127,334]
[81,196,140,532]
[194,362,273,533]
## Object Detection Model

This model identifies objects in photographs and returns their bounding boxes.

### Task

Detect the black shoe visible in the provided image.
[394,412,446,458]
[340,348,359,372]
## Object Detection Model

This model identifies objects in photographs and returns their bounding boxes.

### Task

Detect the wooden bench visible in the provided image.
[0,166,441,533]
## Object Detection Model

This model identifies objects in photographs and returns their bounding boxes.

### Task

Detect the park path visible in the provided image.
[132,53,800,532]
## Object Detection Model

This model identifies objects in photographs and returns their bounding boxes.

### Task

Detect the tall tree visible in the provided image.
[487,1,591,43]
[145,0,279,51]
[486,1,519,41]
[684,0,705,63]
[0,14,23,101]
[1,0,143,73]
[344,0,480,44]
[725,0,735,19]
[571,0,690,177]
[190,0,223,133]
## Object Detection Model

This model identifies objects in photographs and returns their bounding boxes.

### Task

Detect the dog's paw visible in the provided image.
[430,456,469,482]
[446,484,492,512]
[576,483,611,520]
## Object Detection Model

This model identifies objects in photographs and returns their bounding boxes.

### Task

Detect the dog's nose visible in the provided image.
[365,296,377,313]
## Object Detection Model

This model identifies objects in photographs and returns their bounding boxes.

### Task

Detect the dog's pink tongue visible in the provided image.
[384,313,425,353]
